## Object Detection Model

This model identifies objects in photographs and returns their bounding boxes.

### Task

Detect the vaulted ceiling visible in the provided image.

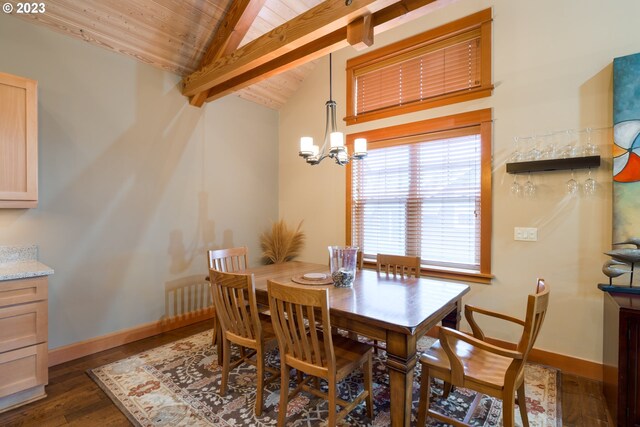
[11,0,453,109]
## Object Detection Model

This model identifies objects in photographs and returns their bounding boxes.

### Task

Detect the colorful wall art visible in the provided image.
[613,52,640,243]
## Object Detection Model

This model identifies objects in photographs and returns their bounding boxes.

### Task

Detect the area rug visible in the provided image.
[88,330,561,426]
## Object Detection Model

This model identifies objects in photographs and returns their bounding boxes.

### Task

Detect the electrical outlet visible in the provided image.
[514,227,538,241]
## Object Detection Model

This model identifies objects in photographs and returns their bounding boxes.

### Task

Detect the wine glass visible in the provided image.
[561,130,579,158]
[527,136,542,161]
[567,170,579,196]
[583,128,599,156]
[510,137,523,162]
[510,174,522,197]
[584,169,597,196]
[540,133,556,159]
[523,173,536,198]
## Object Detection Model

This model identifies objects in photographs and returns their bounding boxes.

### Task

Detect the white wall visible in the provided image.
[0,14,279,349]
[279,0,640,363]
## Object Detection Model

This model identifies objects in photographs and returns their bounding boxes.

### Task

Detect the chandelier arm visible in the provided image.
[321,100,332,158]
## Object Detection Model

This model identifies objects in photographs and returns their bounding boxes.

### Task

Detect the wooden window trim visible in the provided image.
[345,9,493,126]
[346,109,493,284]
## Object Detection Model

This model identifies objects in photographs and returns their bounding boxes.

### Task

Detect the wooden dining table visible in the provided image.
[233,261,470,427]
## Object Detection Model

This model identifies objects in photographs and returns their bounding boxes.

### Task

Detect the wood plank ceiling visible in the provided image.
[10,0,324,109]
[10,0,456,109]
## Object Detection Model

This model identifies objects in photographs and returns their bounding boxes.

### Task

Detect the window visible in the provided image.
[346,110,492,283]
[345,9,492,125]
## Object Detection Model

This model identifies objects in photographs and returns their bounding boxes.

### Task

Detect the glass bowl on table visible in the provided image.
[328,246,359,288]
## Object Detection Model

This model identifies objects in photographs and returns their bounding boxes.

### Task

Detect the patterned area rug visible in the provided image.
[88,330,561,426]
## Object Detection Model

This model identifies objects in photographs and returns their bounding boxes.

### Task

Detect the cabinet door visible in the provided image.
[0,343,47,398]
[0,72,37,208]
[623,311,640,426]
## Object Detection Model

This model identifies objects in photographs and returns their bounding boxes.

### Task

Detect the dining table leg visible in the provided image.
[385,331,418,427]
[441,300,462,330]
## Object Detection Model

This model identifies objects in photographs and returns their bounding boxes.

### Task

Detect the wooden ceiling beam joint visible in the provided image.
[347,13,374,50]
[182,0,400,97]
[190,0,267,107]
[200,0,439,103]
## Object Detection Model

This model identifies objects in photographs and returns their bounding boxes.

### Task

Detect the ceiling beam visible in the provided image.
[190,0,266,107]
[201,0,440,103]
[182,0,400,97]
[347,14,374,51]
[204,29,348,103]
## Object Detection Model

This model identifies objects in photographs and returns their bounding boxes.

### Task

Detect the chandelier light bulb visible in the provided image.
[330,132,344,149]
[299,137,314,156]
[354,138,367,155]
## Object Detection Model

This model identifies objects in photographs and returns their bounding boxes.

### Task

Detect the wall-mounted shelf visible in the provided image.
[506,155,600,174]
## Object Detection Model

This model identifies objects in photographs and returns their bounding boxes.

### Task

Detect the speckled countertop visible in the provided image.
[0,245,54,281]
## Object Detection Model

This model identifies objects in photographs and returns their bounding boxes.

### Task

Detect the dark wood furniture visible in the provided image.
[506,155,601,174]
[246,261,470,427]
[603,291,640,426]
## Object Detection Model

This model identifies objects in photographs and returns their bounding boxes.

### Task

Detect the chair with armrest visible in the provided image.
[209,270,279,416]
[416,279,550,427]
[267,279,374,427]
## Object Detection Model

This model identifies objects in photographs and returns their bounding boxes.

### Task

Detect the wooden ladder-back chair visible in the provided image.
[206,247,249,349]
[417,279,550,427]
[376,253,421,278]
[208,246,249,272]
[267,280,374,427]
[209,270,279,416]
[369,253,421,351]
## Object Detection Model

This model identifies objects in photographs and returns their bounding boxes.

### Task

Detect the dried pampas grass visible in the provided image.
[260,220,305,264]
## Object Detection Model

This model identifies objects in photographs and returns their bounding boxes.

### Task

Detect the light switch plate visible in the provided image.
[514,227,538,241]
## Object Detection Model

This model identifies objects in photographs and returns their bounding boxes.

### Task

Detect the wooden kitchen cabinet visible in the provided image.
[0,72,38,208]
[0,276,48,413]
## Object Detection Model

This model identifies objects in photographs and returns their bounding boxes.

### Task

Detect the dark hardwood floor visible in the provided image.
[0,321,611,426]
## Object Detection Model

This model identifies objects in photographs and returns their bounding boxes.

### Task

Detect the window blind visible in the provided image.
[345,9,492,125]
[351,130,481,272]
[354,34,481,116]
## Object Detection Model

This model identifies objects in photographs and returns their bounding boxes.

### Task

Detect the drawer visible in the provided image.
[0,277,47,308]
[0,301,47,353]
[0,343,47,398]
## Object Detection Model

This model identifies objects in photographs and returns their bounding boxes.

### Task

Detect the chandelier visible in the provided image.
[298,53,367,166]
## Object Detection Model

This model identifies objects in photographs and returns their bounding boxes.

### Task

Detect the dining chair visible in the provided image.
[209,269,279,416]
[376,253,421,278]
[368,253,421,351]
[208,246,249,272]
[267,280,374,427]
[416,279,550,427]
[206,247,248,346]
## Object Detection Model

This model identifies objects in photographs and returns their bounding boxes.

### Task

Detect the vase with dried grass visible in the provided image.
[260,220,305,264]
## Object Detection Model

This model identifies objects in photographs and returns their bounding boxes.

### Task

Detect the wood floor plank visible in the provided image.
[65,399,130,426]
[0,321,609,426]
